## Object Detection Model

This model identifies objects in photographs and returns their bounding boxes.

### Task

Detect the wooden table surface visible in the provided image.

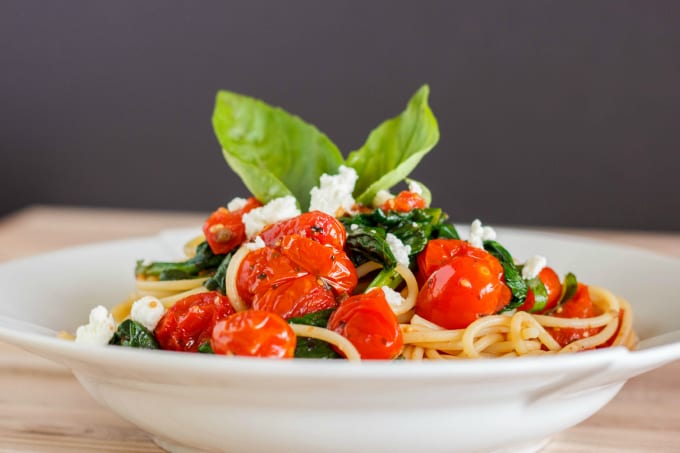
[1,206,679,453]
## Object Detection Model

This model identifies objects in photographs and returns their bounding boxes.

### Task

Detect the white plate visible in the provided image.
[1,228,679,453]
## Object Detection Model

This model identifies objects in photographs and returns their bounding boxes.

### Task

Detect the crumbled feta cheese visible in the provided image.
[226,197,248,212]
[242,196,301,238]
[309,165,358,216]
[372,189,393,207]
[350,223,359,231]
[522,255,547,280]
[130,296,166,331]
[386,233,411,267]
[75,305,117,346]
[468,219,496,249]
[245,235,266,250]
[407,180,423,195]
[381,286,404,309]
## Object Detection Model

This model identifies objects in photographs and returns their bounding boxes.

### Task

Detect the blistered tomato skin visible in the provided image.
[211,310,296,358]
[415,255,511,330]
[258,211,347,249]
[154,292,235,352]
[327,288,403,360]
[236,226,357,320]
[203,198,261,255]
[518,267,563,313]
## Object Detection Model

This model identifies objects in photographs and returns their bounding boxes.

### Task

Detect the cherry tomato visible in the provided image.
[548,284,601,347]
[237,247,305,302]
[211,310,296,358]
[327,288,403,360]
[381,190,427,212]
[252,274,337,319]
[203,198,261,254]
[416,239,500,284]
[518,267,562,313]
[415,254,511,329]
[236,234,357,319]
[259,211,347,249]
[154,291,235,352]
[278,235,357,294]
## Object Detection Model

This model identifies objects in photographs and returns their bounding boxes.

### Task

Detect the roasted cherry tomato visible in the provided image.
[259,211,346,249]
[237,233,357,320]
[548,284,601,347]
[202,197,261,254]
[154,291,235,352]
[327,288,403,360]
[415,254,511,329]
[381,190,427,212]
[211,310,296,358]
[252,274,337,319]
[518,267,562,313]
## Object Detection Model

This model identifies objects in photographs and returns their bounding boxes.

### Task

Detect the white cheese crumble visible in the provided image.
[350,223,359,231]
[245,235,266,250]
[309,165,358,216]
[226,196,248,212]
[372,189,394,207]
[75,305,117,346]
[522,255,547,280]
[407,180,423,195]
[468,219,496,249]
[242,196,301,238]
[386,233,411,267]
[130,296,166,331]
[381,286,405,309]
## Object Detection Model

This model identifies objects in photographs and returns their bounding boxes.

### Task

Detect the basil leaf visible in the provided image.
[346,85,440,205]
[212,90,344,211]
[434,223,460,240]
[204,251,234,294]
[525,277,549,312]
[109,320,160,349]
[558,272,578,306]
[483,240,528,312]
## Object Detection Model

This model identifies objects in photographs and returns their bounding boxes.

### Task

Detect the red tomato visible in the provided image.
[211,310,296,358]
[415,254,511,329]
[154,291,235,352]
[327,288,403,360]
[203,198,261,254]
[416,239,499,284]
[236,234,357,319]
[278,235,357,294]
[236,247,305,303]
[252,274,337,319]
[381,191,427,212]
[518,267,562,313]
[548,284,601,347]
[259,211,347,249]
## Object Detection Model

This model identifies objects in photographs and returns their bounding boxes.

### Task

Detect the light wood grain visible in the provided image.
[1,205,679,453]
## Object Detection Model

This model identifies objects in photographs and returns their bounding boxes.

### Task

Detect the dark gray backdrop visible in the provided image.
[2,1,679,230]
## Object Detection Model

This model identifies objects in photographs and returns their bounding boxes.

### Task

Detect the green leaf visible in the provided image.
[344,226,397,269]
[288,309,335,327]
[483,240,528,312]
[197,342,214,354]
[525,277,549,312]
[346,85,439,205]
[135,241,224,281]
[212,90,344,211]
[109,320,160,349]
[558,273,579,306]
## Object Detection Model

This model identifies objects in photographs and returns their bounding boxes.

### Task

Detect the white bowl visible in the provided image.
[1,228,680,453]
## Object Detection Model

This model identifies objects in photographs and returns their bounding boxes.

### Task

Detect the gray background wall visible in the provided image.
[2,1,679,230]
